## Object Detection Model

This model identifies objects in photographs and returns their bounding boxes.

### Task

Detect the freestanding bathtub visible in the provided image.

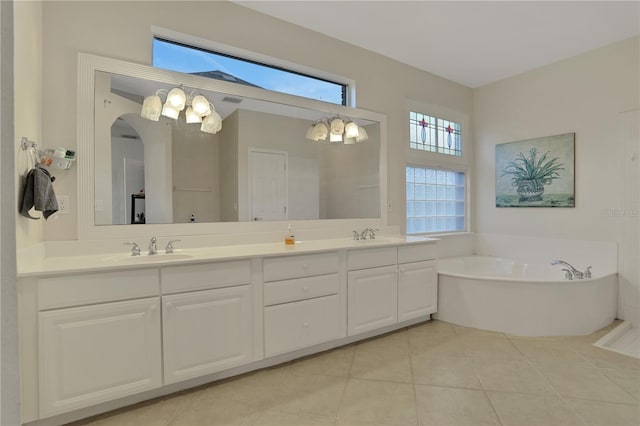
[434,256,618,336]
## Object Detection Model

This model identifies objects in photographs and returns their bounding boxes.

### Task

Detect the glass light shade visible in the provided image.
[356,126,369,142]
[201,111,222,134]
[185,107,202,123]
[345,121,359,138]
[166,87,186,110]
[313,122,329,141]
[141,95,162,121]
[330,118,345,135]
[161,103,180,120]
[191,95,211,116]
[305,124,317,141]
[329,132,343,143]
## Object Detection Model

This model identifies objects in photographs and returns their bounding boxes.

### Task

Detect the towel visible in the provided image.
[20,164,58,220]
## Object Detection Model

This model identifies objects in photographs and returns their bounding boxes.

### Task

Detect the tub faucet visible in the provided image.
[551,260,584,280]
[148,236,158,255]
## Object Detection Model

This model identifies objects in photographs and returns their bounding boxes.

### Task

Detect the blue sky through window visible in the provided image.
[153,39,345,105]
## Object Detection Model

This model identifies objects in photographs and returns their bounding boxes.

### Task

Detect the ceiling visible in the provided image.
[234,1,640,88]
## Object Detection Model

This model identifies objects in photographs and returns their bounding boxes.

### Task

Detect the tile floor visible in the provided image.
[72,320,639,426]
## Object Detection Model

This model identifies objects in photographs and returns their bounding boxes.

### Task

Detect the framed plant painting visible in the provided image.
[495,133,575,207]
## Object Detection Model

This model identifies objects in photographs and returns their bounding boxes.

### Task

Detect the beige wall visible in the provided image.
[38,0,473,240]
[219,111,239,222]
[3,1,21,424]
[236,109,321,222]
[172,129,220,224]
[14,1,42,249]
[473,36,639,241]
[320,123,381,219]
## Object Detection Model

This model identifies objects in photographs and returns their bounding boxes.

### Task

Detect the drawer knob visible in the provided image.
[303,286,310,292]
[302,263,309,269]
[303,322,310,328]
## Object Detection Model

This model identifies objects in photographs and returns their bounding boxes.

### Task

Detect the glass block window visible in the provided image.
[409,112,461,156]
[153,38,347,105]
[406,166,465,234]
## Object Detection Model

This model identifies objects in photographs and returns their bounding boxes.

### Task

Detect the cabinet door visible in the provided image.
[347,265,398,336]
[398,260,438,322]
[162,285,252,384]
[39,297,162,417]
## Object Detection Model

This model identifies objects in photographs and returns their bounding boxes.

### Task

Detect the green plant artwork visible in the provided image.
[495,133,575,207]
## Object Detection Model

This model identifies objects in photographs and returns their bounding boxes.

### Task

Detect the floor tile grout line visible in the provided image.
[407,328,421,426]
[531,357,639,404]
[334,341,357,424]
[470,363,504,426]
[595,371,640,404]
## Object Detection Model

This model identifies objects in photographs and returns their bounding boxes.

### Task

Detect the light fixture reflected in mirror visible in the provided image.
[200,104,223,134]
[185,106,202,124]
[140,93,163,121]
[141,86,222,134]
[305,116,368,144]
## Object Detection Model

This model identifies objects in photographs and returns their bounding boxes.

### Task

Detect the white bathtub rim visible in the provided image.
[438,255,616,283]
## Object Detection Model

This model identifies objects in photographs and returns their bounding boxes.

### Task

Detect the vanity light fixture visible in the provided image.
[305,116,368,144]
[140,86,222,134]
[200,106,223,134]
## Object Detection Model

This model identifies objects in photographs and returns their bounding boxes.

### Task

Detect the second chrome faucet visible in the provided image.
[125,237,180,256]
[148,236,158,255]
[353,228,379,240]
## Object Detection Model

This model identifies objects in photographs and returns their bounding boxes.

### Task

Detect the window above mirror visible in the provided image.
[153,38,348,106]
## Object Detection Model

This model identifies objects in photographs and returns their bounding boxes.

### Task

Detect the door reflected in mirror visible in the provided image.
[95,71,381,225]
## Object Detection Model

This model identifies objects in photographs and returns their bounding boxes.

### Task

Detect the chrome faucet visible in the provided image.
[148,236,158,255]
[353,228,379,240]
[165,239,181,254]
[124,241,141,256]
[551,260,588,280]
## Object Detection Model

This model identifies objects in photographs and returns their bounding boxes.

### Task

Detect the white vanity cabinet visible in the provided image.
[347,247,398,335]
[263,252,342,356]
[20,238,438,424]
[160,260,254,384]
[397,244,438,321]
[397,260,437,321]
[36,270,162,418]
[347,244,438,336]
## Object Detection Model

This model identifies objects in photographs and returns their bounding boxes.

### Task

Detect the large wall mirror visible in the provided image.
[78,53,387,240]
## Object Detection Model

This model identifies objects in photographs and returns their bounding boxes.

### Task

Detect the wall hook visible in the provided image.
[20,136,37,151]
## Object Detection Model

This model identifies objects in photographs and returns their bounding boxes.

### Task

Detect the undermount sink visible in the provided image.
[103,253,194,262]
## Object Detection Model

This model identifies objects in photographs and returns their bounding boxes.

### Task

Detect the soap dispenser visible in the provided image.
[284,224,295,245]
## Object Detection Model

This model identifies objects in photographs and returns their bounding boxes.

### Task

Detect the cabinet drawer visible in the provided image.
[263,252,339,282]
[264,294,340,357]
[264,273,339,306]
[398,243,438,264]
[161,259,251,294]
[38,269,159,310]
[347,247,397,270]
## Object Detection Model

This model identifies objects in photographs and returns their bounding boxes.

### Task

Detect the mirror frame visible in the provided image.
[78,53,388,240]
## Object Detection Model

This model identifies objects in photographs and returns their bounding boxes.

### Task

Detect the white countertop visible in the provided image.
[18,235,438,278]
